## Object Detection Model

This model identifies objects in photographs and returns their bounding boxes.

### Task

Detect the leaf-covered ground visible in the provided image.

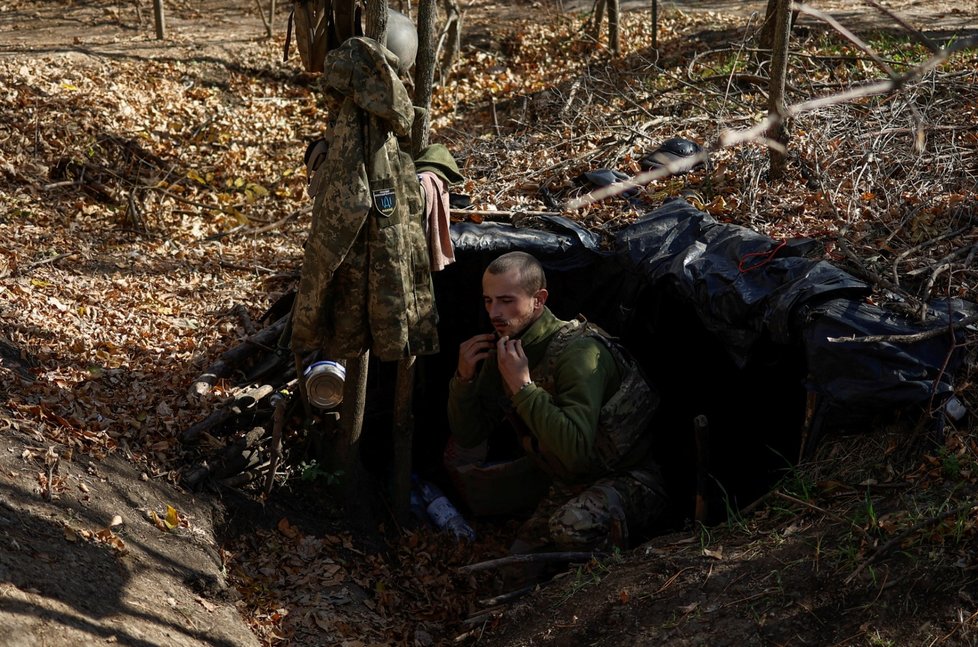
[2,0,977,645]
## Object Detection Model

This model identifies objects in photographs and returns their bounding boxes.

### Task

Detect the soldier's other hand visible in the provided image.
[496,336,530,394]
[457,333,496,382]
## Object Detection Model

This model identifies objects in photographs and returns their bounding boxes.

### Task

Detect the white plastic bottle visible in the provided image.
[414,478,476,541]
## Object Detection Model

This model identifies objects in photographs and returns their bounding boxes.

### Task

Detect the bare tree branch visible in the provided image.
[793,4,894,76]
[826,313,978,344]
[564,31,978,210]
[862,0,938,53]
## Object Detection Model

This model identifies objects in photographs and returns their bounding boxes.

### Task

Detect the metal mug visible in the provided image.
[303,360,346,410]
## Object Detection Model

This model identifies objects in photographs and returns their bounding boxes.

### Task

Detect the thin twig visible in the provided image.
[845,499,978,584]
[477,585,537,607]
[827,313,978,344]
[458,551,604,574]
[773,491,870,538]
[862,0,938,53]
[450,209,562,219]
[23,252,78,272]
[565,32,978,210]
[793,3,894,77]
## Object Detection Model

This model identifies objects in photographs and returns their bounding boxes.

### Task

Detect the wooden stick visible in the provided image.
[693,414,710,524]
[184,427,266,488]
[293,352,312,424]
[477,585,536,607]
[23,252,78,272]
[263,394,287,496]
[181,383,275,443]
[458,551,604,574]
[827,313,978,345]
[651,0,658,50]
[449,209,562,219]
[189,314,288,398]
[338,353,369,493]
[153,0,166,40]
[391,355,416,524]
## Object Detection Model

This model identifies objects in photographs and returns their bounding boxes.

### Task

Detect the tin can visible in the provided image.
[303,360,346,410]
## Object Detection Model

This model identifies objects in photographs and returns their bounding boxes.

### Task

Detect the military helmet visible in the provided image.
[290,1,417,74]
[386,9,418,74]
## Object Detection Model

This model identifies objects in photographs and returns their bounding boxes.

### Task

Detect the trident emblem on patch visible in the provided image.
[372,188,396,217]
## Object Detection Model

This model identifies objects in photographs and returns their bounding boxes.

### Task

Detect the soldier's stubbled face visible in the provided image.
[482,269,548,339]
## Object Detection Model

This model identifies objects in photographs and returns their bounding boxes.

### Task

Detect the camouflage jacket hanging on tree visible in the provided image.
[291,37,439,361]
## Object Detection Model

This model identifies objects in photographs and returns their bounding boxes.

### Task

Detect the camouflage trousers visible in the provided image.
[513,467,666,553]
[444,438,666,552]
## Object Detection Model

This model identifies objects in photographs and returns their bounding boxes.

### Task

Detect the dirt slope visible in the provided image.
[0,435,258,647]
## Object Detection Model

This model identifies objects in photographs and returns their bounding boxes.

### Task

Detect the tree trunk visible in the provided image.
[438,0,462,79]
[255,0,272,38]
[337,352,369,509]
[767,0,792,180]
[365,0,389,45]
[759,0,796,49]
[413,0,437,154]
[607,0,620,54]
[153,0,166,40]
[651,0,658,50]
[391,356,416,523]
[590,0,606,41]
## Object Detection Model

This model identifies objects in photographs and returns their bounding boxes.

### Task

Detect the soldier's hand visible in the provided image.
[496,336,531,394]
[457,333,496,382]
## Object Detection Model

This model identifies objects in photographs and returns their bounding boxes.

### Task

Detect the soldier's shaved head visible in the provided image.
[486,252,547,297]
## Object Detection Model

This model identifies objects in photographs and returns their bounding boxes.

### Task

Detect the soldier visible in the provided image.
[446,252,666,554]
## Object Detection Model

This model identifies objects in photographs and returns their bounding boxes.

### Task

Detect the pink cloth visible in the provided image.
[419,171,456,271]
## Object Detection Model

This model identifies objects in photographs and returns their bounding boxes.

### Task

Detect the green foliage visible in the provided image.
[864,33,928,65]
[553,550,622,609]
[298,460,342,485]
[713,478,749,533]
[863,491,878,530]
[936,445,965,480]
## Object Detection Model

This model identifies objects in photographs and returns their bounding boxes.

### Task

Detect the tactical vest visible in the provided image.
[529,318,659,475]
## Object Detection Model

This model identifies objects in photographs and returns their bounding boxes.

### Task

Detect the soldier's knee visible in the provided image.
[548,488,621,551]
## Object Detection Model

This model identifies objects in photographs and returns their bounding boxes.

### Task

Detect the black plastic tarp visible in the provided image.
[438,199,970,452]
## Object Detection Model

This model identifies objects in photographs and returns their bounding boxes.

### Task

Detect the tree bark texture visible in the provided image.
[391,356,416,523]
[759,0,796,50]
[767,0,792,180]
[412,0,437,154]
[365,0,389,45]
[153,0,166,40]
[607,0,620,54]
[436,0,462,79]
[758,0,777,48]
[336,352,369,481]
[590,0,606,40]
[651,0,658,50]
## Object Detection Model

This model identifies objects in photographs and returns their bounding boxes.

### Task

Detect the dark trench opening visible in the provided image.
[357,250,806,540]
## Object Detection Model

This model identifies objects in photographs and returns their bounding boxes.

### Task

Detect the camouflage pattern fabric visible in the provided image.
[514,463,667,552]
[291,37,439,361]
[446,311,665,550]
[530,318,660,474]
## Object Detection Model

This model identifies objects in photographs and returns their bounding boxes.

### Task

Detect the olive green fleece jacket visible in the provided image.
[447,307,621,479]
